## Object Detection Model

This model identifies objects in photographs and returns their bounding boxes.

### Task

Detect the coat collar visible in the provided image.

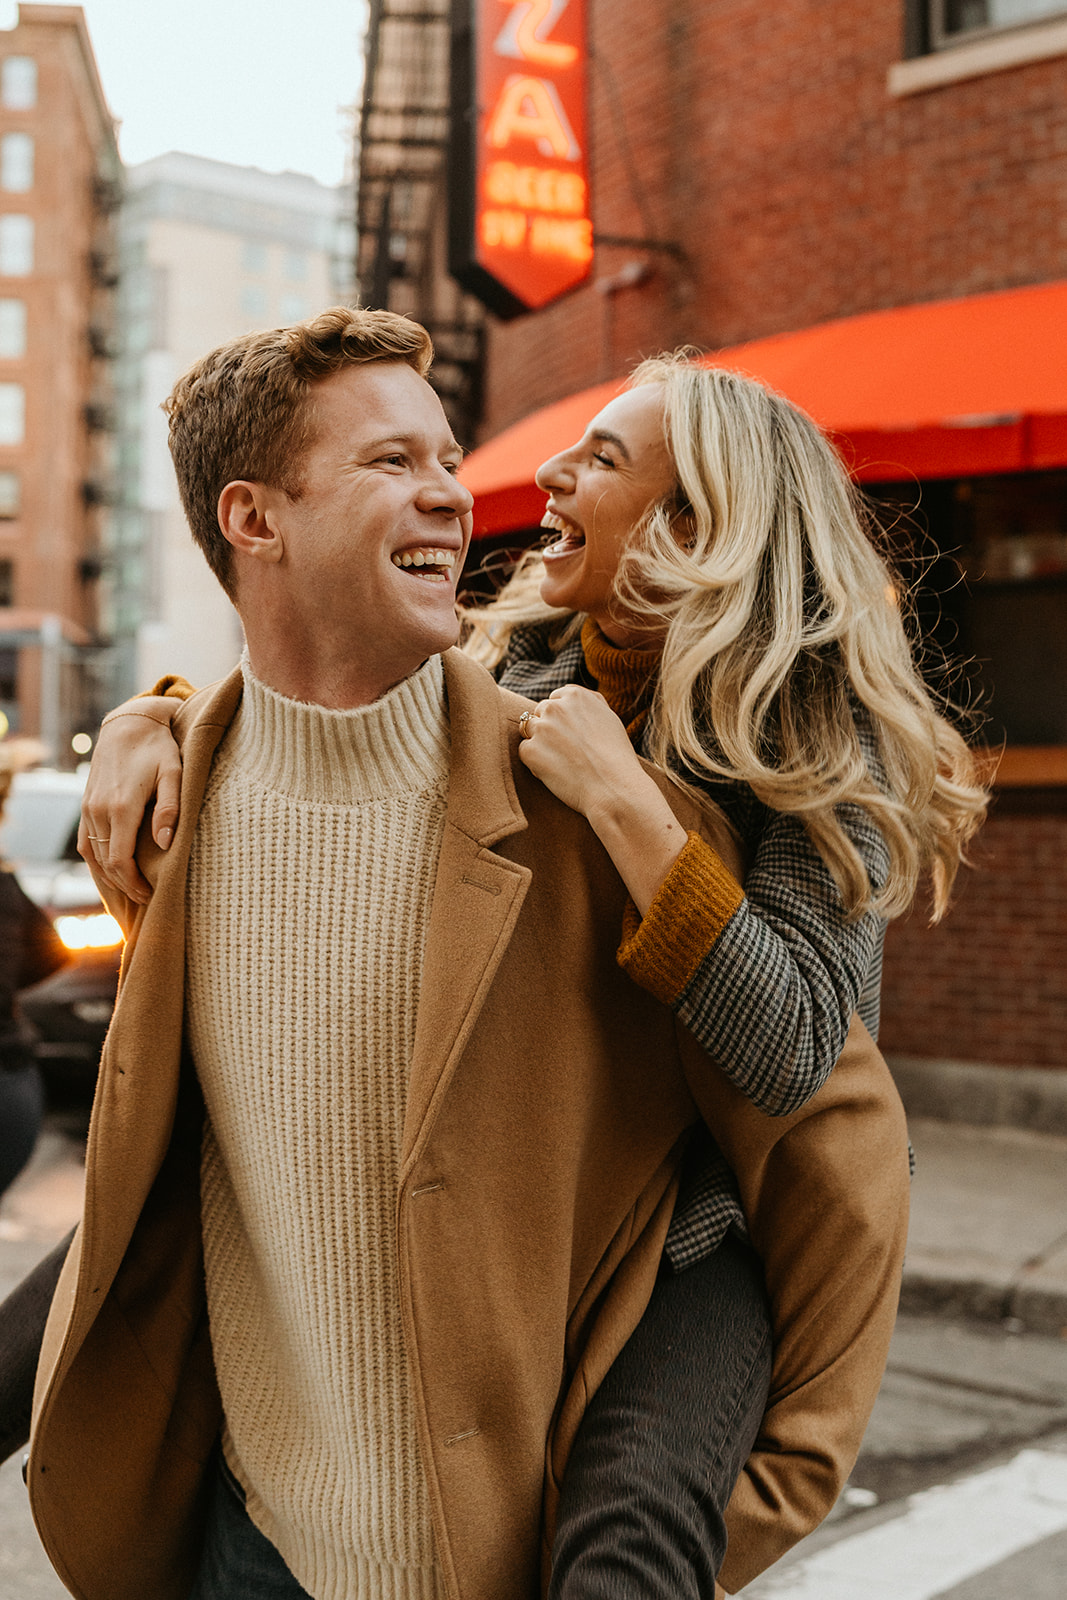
[171,651,532,848]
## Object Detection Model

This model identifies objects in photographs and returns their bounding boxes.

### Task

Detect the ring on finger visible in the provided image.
[518,710,535,740]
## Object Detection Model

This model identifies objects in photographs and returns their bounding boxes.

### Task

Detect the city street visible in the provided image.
[2,1117,1067,1598]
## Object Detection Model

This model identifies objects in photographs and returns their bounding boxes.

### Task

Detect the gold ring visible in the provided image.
[518,710,534,739]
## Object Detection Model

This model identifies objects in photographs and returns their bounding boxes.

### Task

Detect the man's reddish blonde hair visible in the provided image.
[164,306,434,598]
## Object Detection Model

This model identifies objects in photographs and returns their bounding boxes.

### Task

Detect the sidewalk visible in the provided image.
[903,1116,1067,1336]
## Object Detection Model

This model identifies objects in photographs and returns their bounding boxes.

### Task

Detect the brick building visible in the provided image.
[388,1,1067,1083]
[0,5,119,758]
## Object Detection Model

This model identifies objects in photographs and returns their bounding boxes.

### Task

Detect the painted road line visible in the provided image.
[740,1449,1067,1599]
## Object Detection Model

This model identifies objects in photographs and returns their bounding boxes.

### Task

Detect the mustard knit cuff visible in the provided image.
[617,830,744,1007]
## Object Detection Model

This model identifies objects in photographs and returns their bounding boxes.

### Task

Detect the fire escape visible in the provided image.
[357,0,486,445]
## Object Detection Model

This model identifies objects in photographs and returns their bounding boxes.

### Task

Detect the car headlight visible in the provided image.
[54,912,124,950]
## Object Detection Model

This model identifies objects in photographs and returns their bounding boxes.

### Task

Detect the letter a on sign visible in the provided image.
[449,0,592,318]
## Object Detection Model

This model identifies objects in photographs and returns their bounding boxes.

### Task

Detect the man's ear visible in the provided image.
[218,481,285,565]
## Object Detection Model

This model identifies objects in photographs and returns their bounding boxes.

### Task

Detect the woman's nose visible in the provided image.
[535,449,572,492]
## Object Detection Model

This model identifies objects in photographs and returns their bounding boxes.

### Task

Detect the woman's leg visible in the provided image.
[187,1452,312,1600]
[549,1232,772,1600]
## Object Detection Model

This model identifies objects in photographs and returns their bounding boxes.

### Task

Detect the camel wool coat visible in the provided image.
[29,649,910,1600]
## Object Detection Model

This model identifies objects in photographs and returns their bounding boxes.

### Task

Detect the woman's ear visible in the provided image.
[218,481,284,565]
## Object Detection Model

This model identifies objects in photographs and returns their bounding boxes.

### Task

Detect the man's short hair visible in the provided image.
[164,306,434,599]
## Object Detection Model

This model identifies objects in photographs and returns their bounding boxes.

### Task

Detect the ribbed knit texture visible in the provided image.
[186,655,449,1600]
[580,616,658,738]
[617,831,745,1005]
[580,619,745,1006]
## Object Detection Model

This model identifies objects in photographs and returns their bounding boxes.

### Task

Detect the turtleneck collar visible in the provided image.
[579,617,661,736]
[221,653,450,806]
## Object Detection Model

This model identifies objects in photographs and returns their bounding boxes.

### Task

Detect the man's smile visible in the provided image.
[391,547,458,578]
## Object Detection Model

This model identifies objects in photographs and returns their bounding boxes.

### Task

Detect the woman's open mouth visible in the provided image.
[541,510,585,556]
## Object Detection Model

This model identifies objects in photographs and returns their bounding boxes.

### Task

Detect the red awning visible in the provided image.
[460,278,1067,536]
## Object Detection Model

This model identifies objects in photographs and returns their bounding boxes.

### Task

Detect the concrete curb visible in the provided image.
[889,1055,1067,1137]
[900,1263,1067,1338]
[901,1109,1067,1338]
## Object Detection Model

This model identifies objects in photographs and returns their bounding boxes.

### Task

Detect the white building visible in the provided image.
[109,152,354,698]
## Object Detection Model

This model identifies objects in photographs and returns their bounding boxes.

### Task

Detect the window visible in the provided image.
[284,249,307,282]
[1,57,37,111]
[241,240,268,273]
[874,469,1067,745]
[0,215,33,276]
[0,470,18,516]
[0,557,11,602]
[931,0,1067,46]
[0,299,25,358]
[0,133,33,193]
[0,383,24,444]
[280,293,309,321]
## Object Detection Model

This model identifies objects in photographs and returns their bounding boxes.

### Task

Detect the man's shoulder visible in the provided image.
[170,666,245,751]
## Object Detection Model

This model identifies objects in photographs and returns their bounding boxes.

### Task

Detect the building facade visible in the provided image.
[108,152,354,699]
[0,4,120,759]
[367,1,1067,1079]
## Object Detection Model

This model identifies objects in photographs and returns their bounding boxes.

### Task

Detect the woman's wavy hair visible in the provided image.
[462,353,988,921]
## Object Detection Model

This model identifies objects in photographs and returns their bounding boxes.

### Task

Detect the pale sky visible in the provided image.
[0,0,367,188]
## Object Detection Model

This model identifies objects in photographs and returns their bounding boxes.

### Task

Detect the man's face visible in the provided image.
[266,362,473,683]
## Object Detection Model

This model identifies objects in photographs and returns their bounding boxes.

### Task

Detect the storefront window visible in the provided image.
[932,0,1067,46]
[873,469,1067,747]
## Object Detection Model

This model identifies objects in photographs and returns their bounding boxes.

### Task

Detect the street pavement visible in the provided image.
[1,1108,1065,1597]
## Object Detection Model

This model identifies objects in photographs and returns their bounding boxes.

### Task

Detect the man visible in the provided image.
[26,307,909,1599]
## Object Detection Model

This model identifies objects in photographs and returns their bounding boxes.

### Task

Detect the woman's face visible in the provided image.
[535,385,677,645]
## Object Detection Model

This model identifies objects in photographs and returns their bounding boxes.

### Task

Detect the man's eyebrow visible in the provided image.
[359,432,464,456]
[589,429,631,461]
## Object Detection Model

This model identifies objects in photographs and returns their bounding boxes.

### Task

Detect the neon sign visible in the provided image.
[450,0,592,318]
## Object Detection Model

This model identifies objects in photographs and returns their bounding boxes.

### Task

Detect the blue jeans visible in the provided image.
[187,1455,310,1600]
[188,1234,770,1597]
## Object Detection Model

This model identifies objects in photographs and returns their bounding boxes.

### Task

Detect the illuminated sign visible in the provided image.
[450,0,592,319]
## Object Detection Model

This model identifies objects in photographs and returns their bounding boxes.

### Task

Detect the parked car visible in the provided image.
[0,767,122,1094]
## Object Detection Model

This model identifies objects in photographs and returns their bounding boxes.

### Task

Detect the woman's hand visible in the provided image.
[517,686,688,914]
[78,697,184,906]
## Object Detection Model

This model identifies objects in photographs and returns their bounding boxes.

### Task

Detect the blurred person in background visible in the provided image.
[0,745,68,1199]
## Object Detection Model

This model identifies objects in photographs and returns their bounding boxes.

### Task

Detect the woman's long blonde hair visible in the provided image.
[462,354,988,921]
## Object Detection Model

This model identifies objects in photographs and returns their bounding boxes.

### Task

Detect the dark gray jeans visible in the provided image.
[186,1232,771,1599]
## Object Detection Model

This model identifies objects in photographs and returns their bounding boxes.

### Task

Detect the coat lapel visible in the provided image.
[400,650,533,1173]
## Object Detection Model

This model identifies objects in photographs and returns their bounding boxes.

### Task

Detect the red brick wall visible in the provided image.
[479,0,1067,436]
[880,809,1067,1069]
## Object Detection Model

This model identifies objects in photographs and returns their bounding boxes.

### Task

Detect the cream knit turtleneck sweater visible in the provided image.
[185,655,450,1600]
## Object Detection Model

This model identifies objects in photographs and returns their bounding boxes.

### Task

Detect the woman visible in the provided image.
[80,353,985,1594]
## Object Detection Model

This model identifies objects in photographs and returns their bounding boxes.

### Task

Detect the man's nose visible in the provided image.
[423,466,473,516]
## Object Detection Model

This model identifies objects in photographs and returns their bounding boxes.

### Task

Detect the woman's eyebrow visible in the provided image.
[588,428,631,461]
